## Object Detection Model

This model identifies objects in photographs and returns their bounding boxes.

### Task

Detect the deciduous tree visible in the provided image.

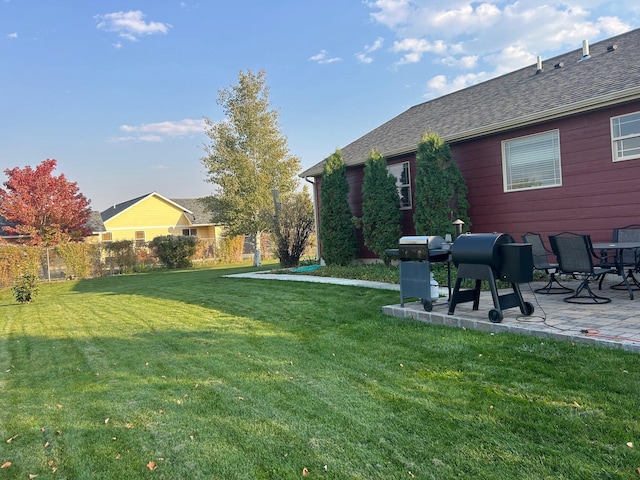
[0,159,92,246]
[272,186,314,268]
[201,69,301,266]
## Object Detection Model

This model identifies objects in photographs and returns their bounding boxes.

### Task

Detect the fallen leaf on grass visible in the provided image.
[147,461,157,470]
[29,475,38,479]
[44,441,50,448]
[627,442,634,448]
[115,454,121,460]
[6,434,18,444]
[125,423,132,429]
[302,467,309,475]
[1,462,11,469]
[104,418,109,424]
[57,404,63,409]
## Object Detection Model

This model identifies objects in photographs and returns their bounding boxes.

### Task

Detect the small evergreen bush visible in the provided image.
[320,150,358,266]
[13,273,39,304]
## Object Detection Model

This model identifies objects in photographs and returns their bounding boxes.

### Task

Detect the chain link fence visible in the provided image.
[0,235,267,287]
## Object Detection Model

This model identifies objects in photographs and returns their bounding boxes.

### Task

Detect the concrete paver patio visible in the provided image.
[382,277,640,353]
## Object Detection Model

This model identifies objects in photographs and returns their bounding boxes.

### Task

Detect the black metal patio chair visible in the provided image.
[611,224,640,291]
[549,232,616,304]
[521,232,573,294]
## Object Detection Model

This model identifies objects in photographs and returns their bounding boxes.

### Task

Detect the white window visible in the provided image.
[502,130,562,192]
[387,161,412,209]
[182,228,197,236]
[611,111,640,162]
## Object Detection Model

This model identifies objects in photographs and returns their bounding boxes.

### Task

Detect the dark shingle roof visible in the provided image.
[100,193,152,222]
[87,211,106,232]
[301,28,640,177]
[99,192,216,226]
[170,198,214,225]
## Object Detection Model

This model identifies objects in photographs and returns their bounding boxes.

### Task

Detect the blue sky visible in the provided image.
[1,1,638,211]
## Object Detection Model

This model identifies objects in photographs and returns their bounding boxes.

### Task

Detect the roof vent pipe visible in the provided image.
[580,39,591,61]
[536,55,543,74]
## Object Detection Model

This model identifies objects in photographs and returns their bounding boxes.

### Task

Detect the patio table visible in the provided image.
[592,242,640,300]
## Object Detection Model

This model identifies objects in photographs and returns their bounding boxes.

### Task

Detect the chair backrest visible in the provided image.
[613,224,640,265]
[549,232,596,275]
[521,232,552,269]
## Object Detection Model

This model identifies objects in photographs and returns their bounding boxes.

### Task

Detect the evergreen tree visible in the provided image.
[320,150,357,266]
[413,132,470,237]
[361,149,401,265]
[201,70,301,266]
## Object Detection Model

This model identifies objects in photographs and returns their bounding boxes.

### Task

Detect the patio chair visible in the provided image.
[521,232,573,294]
[549,232,616,304]
[611,224,640,291]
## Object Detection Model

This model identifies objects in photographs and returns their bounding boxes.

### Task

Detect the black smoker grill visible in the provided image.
[398,236,451,311]
[447,233,534,322]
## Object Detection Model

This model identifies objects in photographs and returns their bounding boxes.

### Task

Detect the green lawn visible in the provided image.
[1,265,639,479]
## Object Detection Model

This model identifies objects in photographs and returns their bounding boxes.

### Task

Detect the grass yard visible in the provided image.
[1,264,640,479]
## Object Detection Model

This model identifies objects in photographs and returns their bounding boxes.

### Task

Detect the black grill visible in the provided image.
[448,233,534,323]
[397,235,451,312]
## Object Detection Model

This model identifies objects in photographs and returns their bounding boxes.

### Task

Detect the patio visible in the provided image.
[382,276,640,353]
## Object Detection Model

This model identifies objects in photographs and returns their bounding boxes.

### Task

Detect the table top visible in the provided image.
[593,242,640,249]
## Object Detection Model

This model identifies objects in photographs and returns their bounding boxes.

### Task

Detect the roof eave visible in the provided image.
[446,86,640,143]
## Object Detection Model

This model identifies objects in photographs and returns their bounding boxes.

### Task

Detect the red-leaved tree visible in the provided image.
[0,159,92,246]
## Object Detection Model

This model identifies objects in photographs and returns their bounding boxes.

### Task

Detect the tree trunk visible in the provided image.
[253,231,262,267]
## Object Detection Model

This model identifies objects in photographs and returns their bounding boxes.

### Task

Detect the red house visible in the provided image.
[301,29,640,261]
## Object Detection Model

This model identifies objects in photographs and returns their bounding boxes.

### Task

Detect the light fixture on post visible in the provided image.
[453,219,465,239]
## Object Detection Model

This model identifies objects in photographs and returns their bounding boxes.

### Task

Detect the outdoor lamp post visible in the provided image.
[453,219,465,239]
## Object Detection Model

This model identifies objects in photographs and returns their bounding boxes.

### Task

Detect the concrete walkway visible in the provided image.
[225,272,640,353]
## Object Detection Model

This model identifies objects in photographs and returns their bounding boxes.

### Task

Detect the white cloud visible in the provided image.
[109,118,206,142]
[426,70,490,97]
[356,37,384,63]
[392,38,447,64]
[6,32,18,39]
[95,10,171,42]
[309,50,342,64]
[367,1,636,97]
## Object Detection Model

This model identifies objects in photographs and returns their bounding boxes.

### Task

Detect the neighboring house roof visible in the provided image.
[301,28,640,177]
[98,192,215,227]
[87,211,106,233]
[169,198,215,225]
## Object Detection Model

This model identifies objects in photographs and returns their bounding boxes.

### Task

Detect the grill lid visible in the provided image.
[398,235,445,249]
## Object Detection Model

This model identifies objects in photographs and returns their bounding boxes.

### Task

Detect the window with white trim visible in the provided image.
[611,111,640,162]
[387,161,412,209]
[502,130,562,192]
[182,228,197,236]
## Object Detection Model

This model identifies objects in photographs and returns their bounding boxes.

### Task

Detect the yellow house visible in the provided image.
[95,192,222,245]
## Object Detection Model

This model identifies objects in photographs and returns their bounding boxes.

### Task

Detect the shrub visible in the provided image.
[361,149,402,266]
[320,150,357,266]
[104,240,137,274]
[13,273,39,303]
[272,188,315,268]
[150,235,197,269]
[413,132,470,237]
[0,245,41,287]
[217,234,244,263]
[55,242,101,279]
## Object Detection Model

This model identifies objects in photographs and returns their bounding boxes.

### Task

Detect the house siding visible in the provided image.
[102,195,196,242]
[316,101,640,260]
[453,101,640,244]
